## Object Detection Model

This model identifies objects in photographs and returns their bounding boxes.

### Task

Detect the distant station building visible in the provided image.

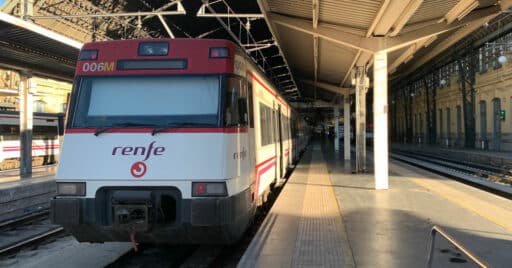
[0,69,71,113]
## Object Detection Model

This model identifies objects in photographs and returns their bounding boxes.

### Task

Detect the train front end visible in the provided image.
[51,39,255,244]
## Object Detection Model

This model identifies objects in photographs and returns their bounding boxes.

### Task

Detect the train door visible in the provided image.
[247,79,256,204]
[492,98,501,151]
[277,105,284,178]
[273,105,283,182]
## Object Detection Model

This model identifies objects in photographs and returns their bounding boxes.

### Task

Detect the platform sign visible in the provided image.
[500,110,505,120]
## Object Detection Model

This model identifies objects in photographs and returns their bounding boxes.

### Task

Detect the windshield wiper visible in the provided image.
[94,122,159,136]
[151,122,214,136]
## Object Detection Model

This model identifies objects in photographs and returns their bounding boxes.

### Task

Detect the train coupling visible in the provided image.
[113,204,150,232]
[111,190,153,232]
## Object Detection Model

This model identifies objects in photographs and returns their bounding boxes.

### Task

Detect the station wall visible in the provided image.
[394,61,512,152]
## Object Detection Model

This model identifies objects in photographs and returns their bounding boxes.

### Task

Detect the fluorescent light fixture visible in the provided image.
[456,1,479,21]
[445,0,479,24]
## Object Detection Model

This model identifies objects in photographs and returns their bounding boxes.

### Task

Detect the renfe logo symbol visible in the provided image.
[131,161,147,178]
[112,141,165,179]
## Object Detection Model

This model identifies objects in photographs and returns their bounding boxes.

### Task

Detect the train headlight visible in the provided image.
[138,42,169,56]
[57,182,86,196]
[192,182,227,197]
[209,47,230,58]
[79,50,98,60]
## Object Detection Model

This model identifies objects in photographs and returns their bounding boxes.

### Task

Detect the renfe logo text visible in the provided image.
[112,141,165,161]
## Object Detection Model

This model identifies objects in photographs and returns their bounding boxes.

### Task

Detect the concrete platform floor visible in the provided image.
[0,166,56,221]
[240,140,512,267]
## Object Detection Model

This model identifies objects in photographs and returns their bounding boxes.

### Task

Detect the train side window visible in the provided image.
[0,125,19,141]
[259,103,274,146]
[33,125,59,140]
[225,77,247,127]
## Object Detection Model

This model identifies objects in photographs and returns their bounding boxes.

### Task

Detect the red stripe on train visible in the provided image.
[65,128,248,134]
[255,160,276,199]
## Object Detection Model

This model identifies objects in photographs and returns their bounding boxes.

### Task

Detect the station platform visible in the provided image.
[239,141,512,267]
[0,166,56,221]
[392,143,512,168]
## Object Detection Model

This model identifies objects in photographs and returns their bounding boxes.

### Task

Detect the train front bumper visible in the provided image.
[50,187,254,244]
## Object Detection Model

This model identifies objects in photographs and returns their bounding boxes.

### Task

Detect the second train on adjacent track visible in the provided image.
[51,38,309,244]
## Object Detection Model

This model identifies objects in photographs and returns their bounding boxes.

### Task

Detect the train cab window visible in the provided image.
[71,76,220,128]
[224,77,247,127]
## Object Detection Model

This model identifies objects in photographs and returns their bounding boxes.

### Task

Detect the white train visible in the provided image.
[51,38,309,244]
[0,111,62,170]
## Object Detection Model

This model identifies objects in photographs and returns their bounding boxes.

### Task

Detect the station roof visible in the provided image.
[1,0,511,105]
[0,12,81,82]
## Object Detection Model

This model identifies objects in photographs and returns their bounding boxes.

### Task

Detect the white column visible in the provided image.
[334,107,339,151]
[355,67,366,172]
[19,72,33,178]
[373,51,389,190]
[344,94,351,160]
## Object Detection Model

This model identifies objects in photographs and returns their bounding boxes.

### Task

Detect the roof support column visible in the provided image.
[334,106,340,152]
[19,72,33,178]
[344,93,351,160]
[20,0,34,20]
[355,67,367,172]
[373,50,389,190]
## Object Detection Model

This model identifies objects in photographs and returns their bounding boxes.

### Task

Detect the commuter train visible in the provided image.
[0,111,63,170]
[51,38,309,244]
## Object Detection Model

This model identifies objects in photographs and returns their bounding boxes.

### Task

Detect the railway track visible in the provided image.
[107,160,297,268]
[0,210,66,257]
[391,149,512,199]
[106,183,287,268]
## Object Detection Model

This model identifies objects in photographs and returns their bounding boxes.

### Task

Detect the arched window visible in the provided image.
[479,100,487,140]
[33,100,47,113]
[492,98,501,151]
[439,109,443,141]
[456,105,462,144]
[446,107,451,144]
[60,103,67,113]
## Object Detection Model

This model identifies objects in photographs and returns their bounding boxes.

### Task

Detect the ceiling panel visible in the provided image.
[268,0,312,20]
[320,0,381,29]
[275,23,314,79]
[408,0,459,25]
[318,39,358,84]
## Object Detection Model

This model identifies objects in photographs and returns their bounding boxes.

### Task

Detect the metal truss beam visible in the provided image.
[256,0,301,98]
[157,15,175,38]
[199,0,299,97]
[269,6,500,53]
[27,10,186,20]
[405,11,499,75]
[197,2,264,18]
[298,78,353,95]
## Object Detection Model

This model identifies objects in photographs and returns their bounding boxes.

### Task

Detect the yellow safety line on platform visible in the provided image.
[391,162,512,232]
[293,145,347,267]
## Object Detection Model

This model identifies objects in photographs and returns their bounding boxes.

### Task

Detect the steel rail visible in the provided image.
[0,226,65,255]
[0,210,49,231]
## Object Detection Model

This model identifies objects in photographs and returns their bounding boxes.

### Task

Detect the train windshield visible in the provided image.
[70,75,221,128]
